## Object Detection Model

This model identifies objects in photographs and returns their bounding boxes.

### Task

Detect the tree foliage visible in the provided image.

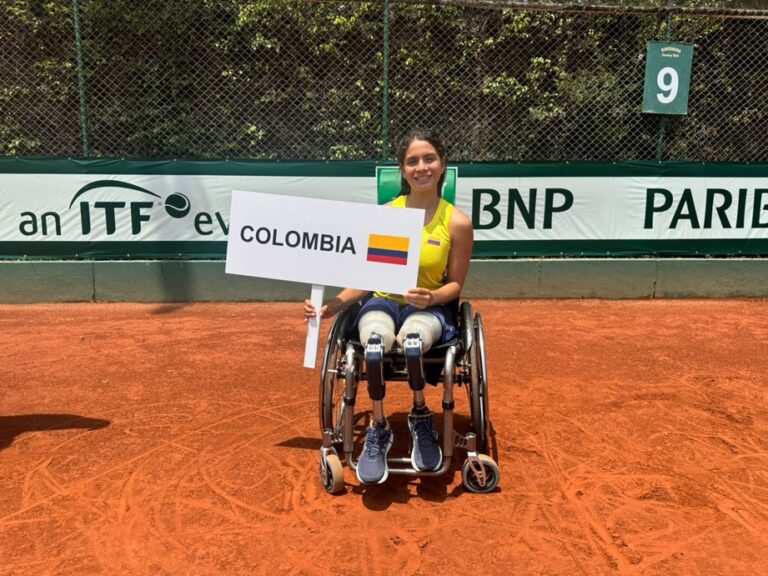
[0,0,765,161]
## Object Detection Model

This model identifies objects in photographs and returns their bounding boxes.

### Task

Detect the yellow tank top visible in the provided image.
[374,195,453,305]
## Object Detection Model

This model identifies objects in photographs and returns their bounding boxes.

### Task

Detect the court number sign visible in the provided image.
[642,41,694,115]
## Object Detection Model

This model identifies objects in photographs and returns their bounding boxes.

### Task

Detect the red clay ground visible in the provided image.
[1,300,768,575]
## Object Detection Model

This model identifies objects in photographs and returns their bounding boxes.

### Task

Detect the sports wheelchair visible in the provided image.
[318,298,500,494]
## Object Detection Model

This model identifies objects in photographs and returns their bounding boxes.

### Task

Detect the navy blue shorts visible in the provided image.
[355,296,458,344]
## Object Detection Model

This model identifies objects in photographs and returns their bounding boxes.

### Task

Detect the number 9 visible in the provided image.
[656,67,679,104]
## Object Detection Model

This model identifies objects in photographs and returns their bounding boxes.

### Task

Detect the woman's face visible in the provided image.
[401,139,445,195]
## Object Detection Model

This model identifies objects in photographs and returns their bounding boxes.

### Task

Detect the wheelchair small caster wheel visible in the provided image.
[461,454,500,493]
[319,451,345,494]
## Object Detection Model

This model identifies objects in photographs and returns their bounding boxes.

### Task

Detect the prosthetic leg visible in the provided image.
[403,333,426,393]
[364,333,385,402]
[356,333,394,484]
[403,333,443,471]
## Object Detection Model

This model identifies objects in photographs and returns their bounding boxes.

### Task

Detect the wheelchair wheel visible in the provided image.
[461,454,500,493]
[320,314,345,436]
[469,312,490,452]
[319,307,357,438]
[319,451,345,494]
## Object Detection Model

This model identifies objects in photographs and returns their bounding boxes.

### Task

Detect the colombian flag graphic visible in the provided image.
[366,234,409,266]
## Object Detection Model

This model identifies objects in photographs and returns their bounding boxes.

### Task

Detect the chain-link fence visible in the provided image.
[1,0,766,161]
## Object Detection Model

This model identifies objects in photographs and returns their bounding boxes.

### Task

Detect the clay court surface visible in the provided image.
[1,300,768,575]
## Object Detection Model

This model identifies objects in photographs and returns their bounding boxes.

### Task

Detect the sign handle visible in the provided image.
[303,284,325,369]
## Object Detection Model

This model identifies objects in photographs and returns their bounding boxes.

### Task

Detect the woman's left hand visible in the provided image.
[404,287,434,309]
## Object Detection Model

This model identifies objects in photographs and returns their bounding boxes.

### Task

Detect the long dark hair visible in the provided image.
[396,129,448,197]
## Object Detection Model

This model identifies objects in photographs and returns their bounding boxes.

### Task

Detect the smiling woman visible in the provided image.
[398,133,448,204]
[303,129,474,486]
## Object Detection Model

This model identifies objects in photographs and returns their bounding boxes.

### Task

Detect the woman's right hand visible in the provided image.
[303,299,329,322]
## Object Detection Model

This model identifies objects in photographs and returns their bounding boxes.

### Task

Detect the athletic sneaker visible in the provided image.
[409,411,442,471]
[356,421,393,484]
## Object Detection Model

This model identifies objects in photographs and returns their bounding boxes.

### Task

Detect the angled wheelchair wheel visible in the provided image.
[319,307,357,440]
[319,451,345,494]
[461,454,500,493]
[469,312,490,452]
[320,314,345,436]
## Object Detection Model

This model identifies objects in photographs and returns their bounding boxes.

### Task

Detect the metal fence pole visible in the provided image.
[381,0,391,160]
[72,0,90,157]
[656,0,675,161]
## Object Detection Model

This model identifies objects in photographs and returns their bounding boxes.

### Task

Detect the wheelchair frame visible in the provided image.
[318,300,500,494]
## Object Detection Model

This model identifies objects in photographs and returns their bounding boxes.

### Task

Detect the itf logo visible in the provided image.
[17,179,228,238]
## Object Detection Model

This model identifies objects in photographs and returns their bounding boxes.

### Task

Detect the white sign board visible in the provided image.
[225,190,423,293]
[225,190,424,369]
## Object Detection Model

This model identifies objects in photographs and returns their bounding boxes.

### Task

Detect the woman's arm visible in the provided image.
[304,287,369,321]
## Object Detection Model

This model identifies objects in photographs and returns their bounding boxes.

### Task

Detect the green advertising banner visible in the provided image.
[2,159,768,259]
[642,41,694,115]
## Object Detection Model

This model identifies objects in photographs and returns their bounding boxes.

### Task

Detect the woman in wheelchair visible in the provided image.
[304,130,474,485]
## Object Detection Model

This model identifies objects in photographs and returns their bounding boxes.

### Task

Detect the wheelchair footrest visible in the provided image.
[384,455,452,477]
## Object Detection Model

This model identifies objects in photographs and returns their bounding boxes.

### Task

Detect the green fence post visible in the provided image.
[381,0,390,160]
[72,0,90,157]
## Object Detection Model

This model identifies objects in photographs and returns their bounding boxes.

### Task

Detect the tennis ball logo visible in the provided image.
[165,193,191,218]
